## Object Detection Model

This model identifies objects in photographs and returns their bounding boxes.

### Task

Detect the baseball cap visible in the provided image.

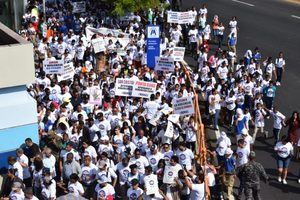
[216,141,227,156]
[98,160,107,169]
[103,102,109,109]
[62,96,71,103]
[12,182,22,191]
[220,131,227,138]
[100,135,109,141]
[241,129,248,135]
[150,144,157,151]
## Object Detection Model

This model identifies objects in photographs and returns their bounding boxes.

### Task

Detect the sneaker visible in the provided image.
[282,179,287,184]
[298,179,300,183]
[276,82,280,86]
[278,177,282,182]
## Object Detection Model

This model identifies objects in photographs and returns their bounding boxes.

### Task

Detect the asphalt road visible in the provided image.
[181,0,300,199]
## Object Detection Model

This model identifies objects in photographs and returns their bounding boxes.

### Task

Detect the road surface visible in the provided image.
[181,0,300,199]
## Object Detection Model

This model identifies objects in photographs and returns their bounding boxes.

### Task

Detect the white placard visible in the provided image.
[43,60,64,74]
[115,78,135,97]
[165,121,174,138]
[57,62,75,82]
[172,47,185,61]
[72,2,86,13]
[92,38,106,53]
[89,87,102,105]
[85,26,129,41]
[173,97,195,115]
[163,165,178,184]
[132,81,157,99]
[155,57,174,72]
[144,174,159,195]
[167,11,195,24]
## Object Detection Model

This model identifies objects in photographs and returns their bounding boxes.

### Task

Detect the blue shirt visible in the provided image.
[235,116,247,135]
[223,155,236,173]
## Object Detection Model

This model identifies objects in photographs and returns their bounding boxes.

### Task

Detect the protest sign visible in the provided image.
[172,47,185,61]
[144,174,159,195]
[173,97,195,115]
[72,2,86,13]
[167,11,195,24]
[163,165,178,184]
[85,26,129,41]
[165,121,174,138]
[115,78,135,97]
[155,57,174,72]
[167,11,179,24]
[43,60,64,74]
[89,87,102,105]
[132,81,157,98]
[57,62,75,82]
[92,38,106,53]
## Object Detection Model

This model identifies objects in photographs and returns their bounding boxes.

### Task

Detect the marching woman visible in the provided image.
[274,135,294,184]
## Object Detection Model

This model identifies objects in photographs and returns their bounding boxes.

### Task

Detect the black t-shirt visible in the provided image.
[23,143,40,160]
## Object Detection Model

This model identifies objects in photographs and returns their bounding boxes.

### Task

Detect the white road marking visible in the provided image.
[291,15,300,19]
[232,0,255,7]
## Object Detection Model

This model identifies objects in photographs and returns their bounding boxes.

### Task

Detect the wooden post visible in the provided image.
[181,62,210,199]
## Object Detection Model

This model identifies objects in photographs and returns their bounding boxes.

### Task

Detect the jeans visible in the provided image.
[264,96,274,110]
[214,109,220,129]
[273,128,281,143]
[276,67,283,83]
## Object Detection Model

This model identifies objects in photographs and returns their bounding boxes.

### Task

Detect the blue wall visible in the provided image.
[0,123,38,172]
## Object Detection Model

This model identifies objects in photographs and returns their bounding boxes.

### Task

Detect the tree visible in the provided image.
[110,0,161,16]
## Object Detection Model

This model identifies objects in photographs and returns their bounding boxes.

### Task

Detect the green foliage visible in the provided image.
[111,0,161,16]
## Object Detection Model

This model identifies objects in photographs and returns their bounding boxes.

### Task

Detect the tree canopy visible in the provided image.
[110,0,161,16]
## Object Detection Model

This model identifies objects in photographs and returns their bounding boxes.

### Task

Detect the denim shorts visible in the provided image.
[277,156,291,169]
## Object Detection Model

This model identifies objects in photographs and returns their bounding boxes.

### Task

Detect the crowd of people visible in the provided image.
[1,0,300,200]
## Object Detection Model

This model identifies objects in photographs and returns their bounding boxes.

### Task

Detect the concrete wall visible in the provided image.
[0,43,35,88]
[0,86,38,172]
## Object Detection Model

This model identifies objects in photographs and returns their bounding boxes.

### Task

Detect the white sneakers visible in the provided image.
[278,177,287,184]
[298,179,300,183]
[276,82,281,86]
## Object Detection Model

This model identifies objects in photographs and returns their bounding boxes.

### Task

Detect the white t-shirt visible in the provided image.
[127,187,143,200]
[68,181,84,196]
[81,163,98,185]
[191,182,205,200]
[144,101,160,120]
[236,147,250,167]
[17,154,31,179]
[254,109,266,127]
[209,94,221,110]
[217,66,229,79]
[176,148,194,170]
[116,163,131,185]
[9,191,25,200]
[146,152,164,171]
[244,82,254,96]
[225,96,236,110]
[10,162,23,180]
[188,29,198,43]
[270,111,285,129]
[275,58,285,68]
[95,183,115,199]
[41,180,56,199]
[130,156,149,174]
[274,142,293,158]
